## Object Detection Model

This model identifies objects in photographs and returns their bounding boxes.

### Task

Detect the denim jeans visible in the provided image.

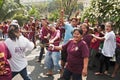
[44,51,61,71]
[12,67,32,80]
[63,68,82,80]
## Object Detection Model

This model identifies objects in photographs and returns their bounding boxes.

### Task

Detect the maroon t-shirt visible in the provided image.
[22,25,29,38]
[90,33,101,50]
[0,41,12,80]
[83,34,93,48]
[48,30,60,52]
[28,23,35,39]
[2,25,8,34]
[62,40,89,74]
[40,26,50,43]
[116,36,120,49]
[56,27,65,40]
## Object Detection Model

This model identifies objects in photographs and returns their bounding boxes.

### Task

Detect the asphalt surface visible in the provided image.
[12,45,120,80]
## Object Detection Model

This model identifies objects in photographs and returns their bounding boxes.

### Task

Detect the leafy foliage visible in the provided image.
[61,0,79,19]
[82,0,120,30]
[28,6,40,19]
[47,0,82,20]
[48,10,59,21]
[13,14,28,27]
[0,0,23,21]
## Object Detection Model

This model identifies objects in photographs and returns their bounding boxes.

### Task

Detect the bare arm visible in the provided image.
[75,11,80,18]
[82,57,89,76]
[92,34,105,40]
[50,30,60,43]
[54,45,62,50]
[59,9,65,26]
[49,44,63,51]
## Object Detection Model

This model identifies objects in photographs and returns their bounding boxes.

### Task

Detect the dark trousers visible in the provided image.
[38,40,46,61]
[12,67,31,80]
[99,54,111,73]
[63,68,82,80]
[38,47,45,61]
[61,49,68,62]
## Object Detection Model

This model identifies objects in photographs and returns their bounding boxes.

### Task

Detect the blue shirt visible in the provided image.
[63,23,74,44]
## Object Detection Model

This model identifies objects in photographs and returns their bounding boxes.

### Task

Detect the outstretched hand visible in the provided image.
[49,44,54,50]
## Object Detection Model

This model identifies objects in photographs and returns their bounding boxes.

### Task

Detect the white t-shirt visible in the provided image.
[102,31,116,57]
[5,35,34,72]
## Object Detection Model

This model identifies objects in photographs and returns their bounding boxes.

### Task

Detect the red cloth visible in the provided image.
[2,25,8,34]
[90,33,101,50]
[0,41,12,80]
[40,26,50,43]
[116,36,120,49]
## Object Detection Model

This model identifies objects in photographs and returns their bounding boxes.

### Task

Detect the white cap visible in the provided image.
[11,20,20,27]
[11,20,18,24]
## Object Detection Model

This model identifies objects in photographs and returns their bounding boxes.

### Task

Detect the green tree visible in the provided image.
[0,0,23,21]
[28,6,40,19]
[0,0,3,9]
[48,0,82,20]
[82,0,120,31]
[61,0,79,19]
[13,14,28,26]
[48,10,59,21]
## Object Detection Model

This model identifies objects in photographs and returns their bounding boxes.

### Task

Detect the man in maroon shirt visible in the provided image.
[28,17,36,48]
[2,21,9,39]
[44,25,61,76]
[37,19,50,62]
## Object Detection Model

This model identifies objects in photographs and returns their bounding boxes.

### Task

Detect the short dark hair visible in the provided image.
[8,24,19,41]
[72,28,83,35]
[4,21,7,24]
[118,32,120,36]
[99,24,105,30]
[71,18,78,22]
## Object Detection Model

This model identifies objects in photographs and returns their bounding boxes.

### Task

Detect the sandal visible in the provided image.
[44,73,53,76]
[104,71,110,76]
[94,72,103,75]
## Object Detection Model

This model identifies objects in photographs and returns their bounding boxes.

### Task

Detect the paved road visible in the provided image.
[12,46,120,80]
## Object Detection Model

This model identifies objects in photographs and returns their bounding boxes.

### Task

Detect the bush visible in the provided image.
[13,14,29,27]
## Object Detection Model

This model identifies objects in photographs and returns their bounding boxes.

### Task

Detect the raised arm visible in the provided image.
[59,9,65,26]
[92,34,105,40]
[75,11,80,18]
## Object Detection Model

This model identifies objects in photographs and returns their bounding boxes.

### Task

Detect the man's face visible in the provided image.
[71,19,77,27]
[30,18,34,22]
[35,20,39,24]
[84,18,89,23]
[41,20,47,26]
[105,23,112,32]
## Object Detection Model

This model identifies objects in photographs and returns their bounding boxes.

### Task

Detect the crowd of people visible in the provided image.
[0,10,120,80]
